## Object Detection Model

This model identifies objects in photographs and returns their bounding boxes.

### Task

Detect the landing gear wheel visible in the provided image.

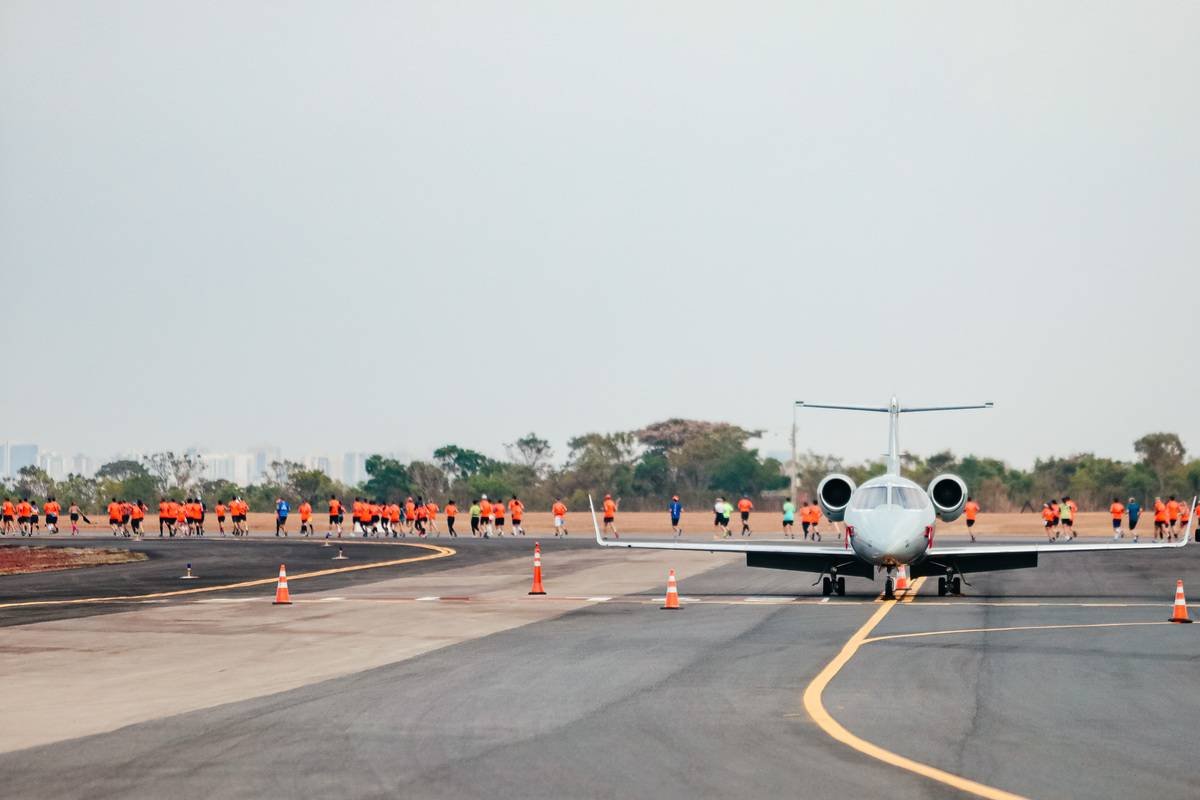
[938,577,948,596]
[951,576,962,595]
[836,576,846,596]
[822,577,832,596]
[884,577,895,599]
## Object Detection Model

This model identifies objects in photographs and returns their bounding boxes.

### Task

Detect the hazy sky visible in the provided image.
[2,2,1197,469]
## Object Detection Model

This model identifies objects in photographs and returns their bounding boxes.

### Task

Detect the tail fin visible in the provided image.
[796,397,993,475]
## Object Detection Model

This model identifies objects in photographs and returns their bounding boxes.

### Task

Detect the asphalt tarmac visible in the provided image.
[1,535,1198,799]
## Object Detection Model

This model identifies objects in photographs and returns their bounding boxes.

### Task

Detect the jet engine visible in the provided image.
[927,473,968,522]
[817,473,857,522]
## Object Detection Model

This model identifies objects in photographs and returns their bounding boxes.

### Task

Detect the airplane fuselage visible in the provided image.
[845,474,936,568]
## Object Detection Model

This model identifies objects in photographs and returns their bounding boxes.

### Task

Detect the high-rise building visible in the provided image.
[251,447,281,484]
[70,454,96,478]
[342,452,367,486]
[38,451,68,481]
[9,444,38,476]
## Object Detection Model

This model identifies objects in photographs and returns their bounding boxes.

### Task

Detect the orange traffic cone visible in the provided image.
[528,543,546,595]
[1169,579,1191,623]
[662,569,681,610]
[273,564,292,605]
[895,566,909,592]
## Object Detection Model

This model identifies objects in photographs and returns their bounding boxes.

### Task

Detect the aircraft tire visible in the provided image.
[836,576,845,595]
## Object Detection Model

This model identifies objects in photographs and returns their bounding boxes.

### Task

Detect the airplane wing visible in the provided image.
[915,501,1193,576]
[588,496,875,578]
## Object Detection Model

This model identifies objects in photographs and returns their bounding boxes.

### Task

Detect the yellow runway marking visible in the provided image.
[0,543,455,610]
[863,620,1171,645]
[901,576,925,602]
[801,598,1029,800]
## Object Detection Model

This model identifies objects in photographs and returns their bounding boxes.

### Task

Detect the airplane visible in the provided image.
[591,398,1192,599]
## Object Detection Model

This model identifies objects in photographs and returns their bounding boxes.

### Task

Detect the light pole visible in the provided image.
[790,402,799,504]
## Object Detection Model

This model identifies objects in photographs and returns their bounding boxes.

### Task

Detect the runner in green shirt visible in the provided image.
[469,501,482,537]
[782,500,796,539]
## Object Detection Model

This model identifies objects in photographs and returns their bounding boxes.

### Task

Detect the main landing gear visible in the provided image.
[821,574,846,596]
[937,575,963,596]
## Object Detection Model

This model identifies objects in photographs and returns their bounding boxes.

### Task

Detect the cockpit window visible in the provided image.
[892,486,928,510]
[850,486,890,509]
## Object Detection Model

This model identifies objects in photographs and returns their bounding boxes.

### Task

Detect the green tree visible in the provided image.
[433,445,496,481]
[1134,432,1186,494]
[143,451,204,495]
[95,460,157,503]
[362,455,410,502]
[14,466,54,499]
[407,461,449,500]
[506,433,553,475]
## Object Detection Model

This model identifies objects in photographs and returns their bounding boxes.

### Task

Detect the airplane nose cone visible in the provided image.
[869,508,922,562]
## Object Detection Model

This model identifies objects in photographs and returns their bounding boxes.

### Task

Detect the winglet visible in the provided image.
[589,494,606,546]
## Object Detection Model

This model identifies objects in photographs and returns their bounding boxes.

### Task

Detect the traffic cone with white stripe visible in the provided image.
[895,565,909,592]
[662,569,681,610]
[528,543,546,595]
[1169,579,1191,623]
[273,564,292,605]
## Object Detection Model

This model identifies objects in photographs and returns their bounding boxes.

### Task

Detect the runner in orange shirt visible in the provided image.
[508,495,524,536]
[809,502,823,542]
[444,500,458,537]
[426,499,440,537]
[176,499,190,536]
[737,495,753,537]
[964,497,980,542]
[327,495,343,538]
[1109,497,1125,540]
[552,498,568,537]
[106,497,122,537]
[1177,501,1190,541]
[1064,496,1079,540]
[602,494,618,538]
[16,497,33,536]
[1153,497,1168,541]
[1042,502,1056,541]
[188,498,204,537]
[119,499,134,537]
[492,497,504,536]
[478,496,493,537]
[383,501,397,537]
[1,497,14,535]
[414,498,429,537]
[130,500,146,538]
[44,497,61,535]
[404,497,417,536]
[1166,496,1181,541]
[298,499,313,536]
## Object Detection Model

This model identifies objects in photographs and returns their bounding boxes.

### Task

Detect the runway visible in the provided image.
[1,534,1197,799]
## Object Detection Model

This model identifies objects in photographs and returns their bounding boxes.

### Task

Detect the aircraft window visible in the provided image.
[851,486,890,509]
[893,486,928,510]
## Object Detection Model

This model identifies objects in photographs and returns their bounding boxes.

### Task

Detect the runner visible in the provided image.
[1065,496,1078,538]
[1059,496,1074,539]
[275,497,289,536]
[1153,497,1167,541]
[175,498,189,536]
[1166,496,1180,541]
[197,497,207,536]
[1042,502,1056,541]
[1177,500,1190,540]
[782,497,796,538]
[106,497,121,536]
[445,499,458,537]
[508,495,524,536]
[964,496,980,542]
[414,498,428,537]
[713,496,725,538]
[187,498,203,537]
[1049,499,1061,539]
[668,495,683,537]
[215,500,227,535]
[723,498,735,539]
[737,495,753,537]
[44,497,60,534]
[327,495,343,538]
[808,501,823,542]
[128,500,143,537]
[370,499,382,537]
[426,499,440,537]
[552,497,567,537]
[1,497,14,535]
[68,501,89,535]
[602,494,619,538]
[478,495,492,537]
[1127,497,1141,541]
[298,499,313,536]
[469,498,482,537]
[388,500,402,538]
[119,498,133,537]
[17,497,33,536]
[404,496,417,536]
[29,500,40,535]
[492,498,504,536]
[1110,497,1125,540]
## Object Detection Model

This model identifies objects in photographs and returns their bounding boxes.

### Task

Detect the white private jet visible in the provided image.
[592,398,1191,599]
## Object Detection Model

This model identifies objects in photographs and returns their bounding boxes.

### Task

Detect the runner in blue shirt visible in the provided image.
[275,498,290,537]
[668,495,683,537]
[1126,498,1140,541]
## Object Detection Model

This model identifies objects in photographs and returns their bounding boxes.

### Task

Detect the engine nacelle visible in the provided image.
[927,473,968,522]
[817,473,857,522]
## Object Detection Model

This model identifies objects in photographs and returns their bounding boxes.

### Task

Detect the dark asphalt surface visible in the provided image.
[2,538,1199,799]
[0,534,581,627]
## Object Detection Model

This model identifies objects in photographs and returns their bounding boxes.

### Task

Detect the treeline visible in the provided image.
[2,424,1196,515]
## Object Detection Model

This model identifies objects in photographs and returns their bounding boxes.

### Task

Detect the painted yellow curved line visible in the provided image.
[863,620,1170,645]
[802,598,1030,800]
[0,543,455,610]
